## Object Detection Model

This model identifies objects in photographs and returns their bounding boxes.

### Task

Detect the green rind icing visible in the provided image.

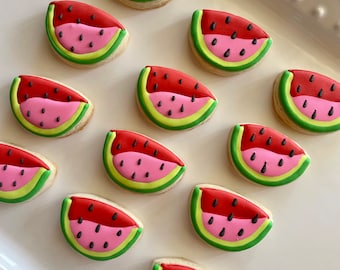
[103,131,186,193]
[0,168,50,203]
[190,186,272,251]
[230,125,311,186]
[45,4,127,65]
[153,264,162,270]
[191,10,272,72]
[60,197,143,261]
[137,67,217,130]
[10,77,90,137]
[278,71,340,133]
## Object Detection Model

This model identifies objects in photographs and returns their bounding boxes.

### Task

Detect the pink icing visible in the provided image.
[55,23,119,54]
[202,212,266,241]
[20,97,81,129]
[203,35,266,62]
[113,152,177,183]
[292,95,339,121]
[242,148,303,177]
[149,92,211,119]
[0,164,40,191]
[69,219,134,252]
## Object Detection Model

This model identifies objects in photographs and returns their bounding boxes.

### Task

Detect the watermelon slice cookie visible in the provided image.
[60,194,143,260]
[273,69,340,133]
[118,0,171,10]
[190,9,272,75]
[103,130,186,193]
[229,123,310,186]
[152,257,203,270]
[10,75,93,137]
[45,1,128,66]
[0,142,56,203]
[190,184,273,251]
[137,66,217,130]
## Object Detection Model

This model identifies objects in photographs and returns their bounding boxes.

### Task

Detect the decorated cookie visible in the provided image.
[273,69,339,133]
[190,184,273,251]
[45,1,128,66]
[190,9,272,75]
[0,142,56,203]
[118,0,171,10]
[103,130,186,193]
[10,75,93,137]
[137,66,217,130]
[152,257,203,270]
[228,123,310,186]
[60,193,143,260]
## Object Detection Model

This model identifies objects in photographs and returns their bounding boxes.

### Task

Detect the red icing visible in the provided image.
[200,187,269,219]
[0,143,49,169]
[16,75,88,104]
[161,264,195,270]
[240,124,305,155]
[201,9,269,39]
[145,66,216,99]
[68,196,138,228]
[110,130,184,166]
[51,1,125,29]
[289,70,339,102]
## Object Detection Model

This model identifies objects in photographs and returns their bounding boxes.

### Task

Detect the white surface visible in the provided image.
[0,0,339,270]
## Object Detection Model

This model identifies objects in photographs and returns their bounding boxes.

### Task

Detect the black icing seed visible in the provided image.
[89,242,94,249]
[20,158,24,164]
[289,149,295,157]
[240,49,246,56]
[20,169,25,176]
[79,34,83,41]
[0,182,2,188]
[67,95,72,101]
[224,48,230,57]
[171,95,176,101]
[225,16,231,24]
[77,217,83,224]
[311,110,317,119]
[76,18,81,24]
[250,133,256,142]
[252,214,259,224]
[137,158,142,165]
[296,85,301,93]
[232,198,238,207]
[194,83,199,90]
[44,92,49,98]
[331,83,335,91]
[328,106,334,116]
[103,242,109,249]
[132,139,137,147]
[250,152,256,161]
[119,160,124,167]
[259,128,265,135]
[212,198,218,207]
[157,101,162,107]
[39,122,44,127]
[179,79,183,84]
[231,31,237,39]
[237,228,244,237]
[28,81,33,87]
[208,216,214,225]
[309,75,314,82]
[95,224,101,233]
[24,93,29,100]
[58,31,63,38]
[153,72,157,77]
[219,228,225,237]
[266,136,272,145]
[41,108,46,114]
[281,138,287,145]
[278,158,284,167]
[303,100,308,108]
[58,13,63,20]
[144,141,149,148]
[191,95,196,102]
[7,149,12,156]
[153,149,158,157]
[26,111,31,117]
[116,230,122,237]
[227,213,233,221]
[67,5,73,12]
[210,22,216,31]
[54,87,59,93]
[12,181,17,187]
[91,14,96,20]
[247,24,253,31]
[56,116,61,122]
[88,204,94,212]
[164,73,169,79]
[76,231,82,239]
[318,89,323,98]
[70,46,75,52]
[131,172,136,179]
[89,42,94,48]
[3,165,7,170]
[153,83,158,91]
[160,163,165,170]
[260,162,267,174]
[99,29,104,35]
[116,143,121,150]
[180,104,184,113]
[112,212,118,220]
[145,172,150,178]
[252,39,257,45]
[167,110,172,116]
[211,38,217,46]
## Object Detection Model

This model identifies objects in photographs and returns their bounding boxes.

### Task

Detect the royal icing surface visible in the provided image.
[0,165,40,191]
